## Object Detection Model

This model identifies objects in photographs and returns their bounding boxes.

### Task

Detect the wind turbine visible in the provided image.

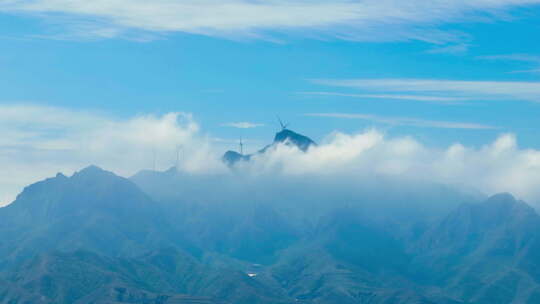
[175,144,183,170]
[239,137,244,155]
[152,147,157,171]
[277,116,290,131]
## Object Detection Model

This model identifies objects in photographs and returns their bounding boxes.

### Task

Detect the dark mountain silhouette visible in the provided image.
[222,128,316,166]
[269,129,317,152]
[221,150,249,166]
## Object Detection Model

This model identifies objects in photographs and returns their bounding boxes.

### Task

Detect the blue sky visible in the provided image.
[2,1,540,205]
[1,1,540,150]
[0,1,540,147]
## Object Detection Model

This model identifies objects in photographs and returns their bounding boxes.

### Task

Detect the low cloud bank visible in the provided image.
[1,105,539,207]
[241,131,540,205]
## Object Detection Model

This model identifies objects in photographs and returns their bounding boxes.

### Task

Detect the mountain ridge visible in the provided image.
[1,165,540,303]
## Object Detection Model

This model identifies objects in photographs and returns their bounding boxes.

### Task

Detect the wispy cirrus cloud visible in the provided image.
[312,78,540,103]
[480,54,540,62]
[222,122,265,129]
[299,91,467,105]
[426,43,469,54]
[478,54,540,73]
[1,0,540,42]
[305,112,497,130]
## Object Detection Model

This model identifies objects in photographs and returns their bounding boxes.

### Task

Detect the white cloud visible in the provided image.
[222,122,265,129]
[312,78,540,102]
[1,0,540,41]
[305,112,496,130]
[238,131,540,206]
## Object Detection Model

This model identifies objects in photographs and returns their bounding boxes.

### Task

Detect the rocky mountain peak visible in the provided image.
[273,129,316,152]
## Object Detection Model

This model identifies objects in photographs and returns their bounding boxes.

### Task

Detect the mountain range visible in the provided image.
[1,129,539,303]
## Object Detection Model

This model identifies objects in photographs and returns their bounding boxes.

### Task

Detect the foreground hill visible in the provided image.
[1,165,540,303]
[0,248,289,304]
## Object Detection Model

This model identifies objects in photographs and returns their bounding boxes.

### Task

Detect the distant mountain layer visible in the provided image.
[1,165,540,303]
[222,128,316,166]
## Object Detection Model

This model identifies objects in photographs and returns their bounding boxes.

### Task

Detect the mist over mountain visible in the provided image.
[1,111,540,208]
[1,129,540,303]
[3,0,540,302]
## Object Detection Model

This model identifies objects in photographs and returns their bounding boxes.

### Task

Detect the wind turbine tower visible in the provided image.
[239,137,244,155]
[176,144,183,170]
[152,147,157,171]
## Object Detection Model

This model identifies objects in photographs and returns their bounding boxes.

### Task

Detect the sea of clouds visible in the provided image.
[0,104,539,207]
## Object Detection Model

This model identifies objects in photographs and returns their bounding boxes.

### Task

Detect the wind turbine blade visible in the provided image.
[277,115,285,130]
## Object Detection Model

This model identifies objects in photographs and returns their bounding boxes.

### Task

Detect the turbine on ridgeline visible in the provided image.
[277,116,290,131]
[239,137,244,155]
